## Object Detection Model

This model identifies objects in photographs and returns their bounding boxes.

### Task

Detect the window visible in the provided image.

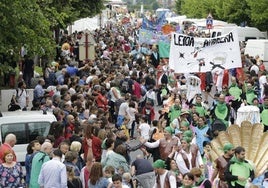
[1,122,51,144]
[245,37,256,41]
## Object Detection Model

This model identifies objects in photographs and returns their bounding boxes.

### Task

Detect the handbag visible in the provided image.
[8,89,21,111]
[8,103,21,111]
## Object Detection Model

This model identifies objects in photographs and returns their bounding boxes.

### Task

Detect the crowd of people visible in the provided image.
[1,14,268,188]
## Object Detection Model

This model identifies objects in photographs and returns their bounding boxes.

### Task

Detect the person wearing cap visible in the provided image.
[141,126,180,161]
[152,159,176,188]
[174,137,203,175]
[211,143,234,188]
[174,119,189,136]
[170,109,190,134]
[224,146,254,188]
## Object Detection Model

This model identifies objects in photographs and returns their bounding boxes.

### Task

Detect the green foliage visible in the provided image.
[175,0,268,30]
[180,0,215,18]
[0,0,104,75]
[246,0,268,30]
[0,0,54,57]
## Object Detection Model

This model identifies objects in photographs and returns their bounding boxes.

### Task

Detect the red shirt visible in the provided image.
[0,143,17,163]
[65,123,75,140]
[95,93,108,111]
[83,136,102,162]
[132,81,142,100]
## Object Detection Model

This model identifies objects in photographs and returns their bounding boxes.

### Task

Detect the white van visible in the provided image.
[244,39,268,62]
[211,26,266,41]
[0,110,56,166]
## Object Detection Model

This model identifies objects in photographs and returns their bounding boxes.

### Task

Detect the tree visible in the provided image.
[246,0,268,30]
[0,0,54,59]
[0,0,105,73]
[37,0,104,44]
[175,0,268,30]
[214,0,250,25]
[180,0,215,18]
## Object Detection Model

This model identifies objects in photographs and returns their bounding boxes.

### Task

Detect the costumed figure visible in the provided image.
[194,116,211,155]
[260,96,268,132]
[186,75,201,103]
[61,42,71,64]
[224,146,254,188]
[210,53,228,92]
[168,98,182,123]
[242,83,257,105]
[210,94,230,129]
[209,122,268,187]
[211,143,234,188]
[174,136,203,175]
[228,77,243,112]
[141,126,180,160]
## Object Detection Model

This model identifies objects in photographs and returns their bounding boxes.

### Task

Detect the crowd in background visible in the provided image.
[1,17,268,188]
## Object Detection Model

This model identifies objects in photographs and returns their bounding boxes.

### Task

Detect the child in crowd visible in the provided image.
[121,116,130,140]
[104,165,115,183]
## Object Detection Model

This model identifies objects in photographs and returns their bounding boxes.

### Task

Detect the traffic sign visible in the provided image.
[206,13,213,29]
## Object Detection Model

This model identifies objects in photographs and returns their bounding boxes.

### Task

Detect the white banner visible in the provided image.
[169,30,242,73]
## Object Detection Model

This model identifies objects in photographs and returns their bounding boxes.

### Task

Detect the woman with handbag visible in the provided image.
[8,81,29,111]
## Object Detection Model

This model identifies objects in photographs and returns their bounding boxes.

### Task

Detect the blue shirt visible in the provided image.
[38,157,67,188]
[34,84,44,100]
[66,66,78,77]
[88,177,110,188]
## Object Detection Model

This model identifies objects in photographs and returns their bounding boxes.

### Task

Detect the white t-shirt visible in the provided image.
[127,107,137,122]
[153,170,177,188]
[118,102,129,116]
[174,148,203,175]
[138,123,151,140]
[14,88,29,109]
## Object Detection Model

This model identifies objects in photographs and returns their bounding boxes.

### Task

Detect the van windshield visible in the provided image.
[1,122,51,144]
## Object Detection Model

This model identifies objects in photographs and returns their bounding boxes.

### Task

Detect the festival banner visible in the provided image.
[169,30,242,73]
[139,29,170,45]
[141,12,167,31]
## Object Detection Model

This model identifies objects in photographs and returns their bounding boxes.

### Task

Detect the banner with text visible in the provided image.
[169,30,242,73]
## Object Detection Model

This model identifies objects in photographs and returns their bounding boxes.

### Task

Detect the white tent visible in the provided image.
[67,16,101,33]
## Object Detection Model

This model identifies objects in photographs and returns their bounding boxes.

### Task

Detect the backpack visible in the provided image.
[8,89,21,111]
[121,79,129,93]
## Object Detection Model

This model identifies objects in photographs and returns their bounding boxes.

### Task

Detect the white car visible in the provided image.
[0,110,56,169]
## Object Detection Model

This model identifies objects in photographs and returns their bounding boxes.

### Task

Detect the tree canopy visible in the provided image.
[175,0,268,31]
[0,0,104,64]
